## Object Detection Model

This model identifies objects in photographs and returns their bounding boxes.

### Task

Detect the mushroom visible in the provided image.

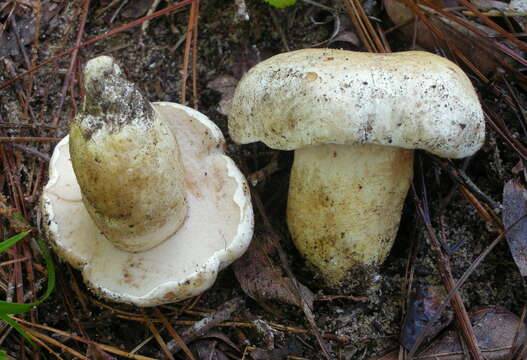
[41,56,254,306]
[229,49,484,284]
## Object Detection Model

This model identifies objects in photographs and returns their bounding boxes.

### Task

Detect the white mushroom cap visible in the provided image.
[41,58,253,306]
[229,49,485,158]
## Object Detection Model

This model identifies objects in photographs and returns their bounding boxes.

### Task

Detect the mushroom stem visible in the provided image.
[69,56,188,252]
[287,143,414,284]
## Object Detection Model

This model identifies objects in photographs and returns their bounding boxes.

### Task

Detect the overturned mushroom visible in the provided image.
[229,49,484,284]
[41,56,254,306]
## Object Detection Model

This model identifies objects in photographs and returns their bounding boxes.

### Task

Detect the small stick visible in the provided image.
[0,137,62,143]
[144,317,175,360]
[457,0,527,53]
[430,156,502,211]
[6,144,50,162]
[0,0,194,90]
[153,308,196,360]
[166,297,244,354]
[250,188,332,359]
[410,186,483,359]
[51,0,90,127]
[191,0,200,109]
[12,316,156,360]
[180,0,198,105]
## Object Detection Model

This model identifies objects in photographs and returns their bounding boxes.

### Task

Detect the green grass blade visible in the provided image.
[0,237,55,314]
[263,0,296,8]
[0,314,34,346]
[34,237,56,306]
[0,231,30,253]
[11,214,26,224]
[0,231,55,352]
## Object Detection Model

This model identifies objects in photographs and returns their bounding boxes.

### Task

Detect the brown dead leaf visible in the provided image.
[401,285,453,350]
[384,0,519,76]
[200,331,241,353]
[503,179,527,276]
[122,0,156,19]
[207,46,276,116]
[0,16,35,58]
[190,340,229,360]
[0,1,62,58]
[207,75,238,116]
[233,234,314,309]
[250,338,303,360]
[372,306,526,360]
[86,345,117,360]
[419,306,526,360]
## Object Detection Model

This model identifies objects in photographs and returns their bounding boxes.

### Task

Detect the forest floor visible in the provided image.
[1,0,527,359]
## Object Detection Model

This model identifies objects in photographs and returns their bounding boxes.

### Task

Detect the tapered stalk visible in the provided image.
[69,56,187,252]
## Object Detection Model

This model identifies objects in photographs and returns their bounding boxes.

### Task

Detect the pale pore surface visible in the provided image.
[42,103,253,306]
[287,143,414,283]
[229,49,484,158]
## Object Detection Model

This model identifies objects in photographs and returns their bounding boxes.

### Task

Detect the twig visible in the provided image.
[484,105,527,161]
[268,7,290,51]
[418,0,527,68]
[51,0,89,127]
[0,0,194,90]
[141,0,162,32]
[6,144,50,162]
[11,316,157,360]
[21,326,88,360]
[166,297,244,354]
[408,213,524,358]
[409,168,483,360]
[249,187,332,360]
[457,0,527,53]
[506,300,527,360]
[144,317,175,360]
[153,308,196,360]
[191,0,200,109]
[0,137,61,143]
[430,156,502,211]
[407,167,527,358]
[180,0,199,105]
[0,122,66,130]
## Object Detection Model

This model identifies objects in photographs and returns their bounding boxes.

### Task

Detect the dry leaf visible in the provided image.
[207,75,238,116]
[503,179,527,276]
[419,306,526,360]
[384,0,519,75]
[250,338,303,359]
[122,0,156,19]
[401,285,453,350]
[233,234,314,309]
[86,345,117,360]
[0,1,62,58]
[372,306,527,360]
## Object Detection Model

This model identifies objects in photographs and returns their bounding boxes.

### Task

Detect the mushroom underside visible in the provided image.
[42,102,253,306]
[287,143,414,284]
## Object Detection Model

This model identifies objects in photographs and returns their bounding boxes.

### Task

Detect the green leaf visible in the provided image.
[0,231,30,254]
[0,349,7,360]
[0,234,55,349]
[0,314,34,346]
[11,214,26,224]
[263,0,296,8]
[0,237,55,315]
